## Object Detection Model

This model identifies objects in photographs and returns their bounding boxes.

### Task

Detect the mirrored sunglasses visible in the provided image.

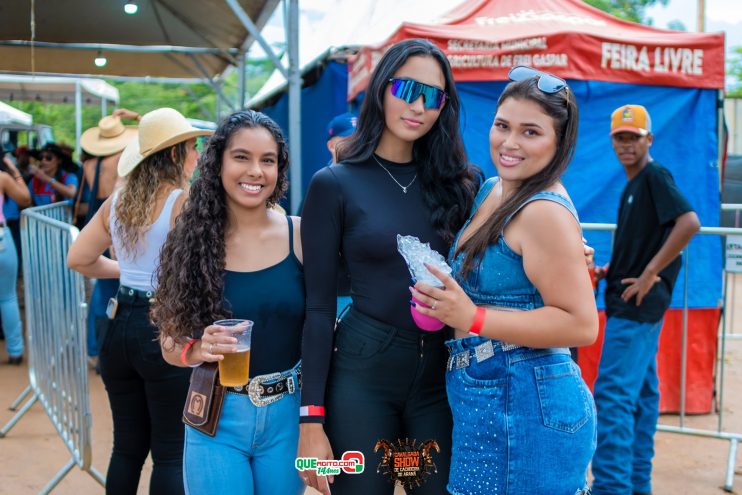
[388,78,447,110]
[508,66,567,94]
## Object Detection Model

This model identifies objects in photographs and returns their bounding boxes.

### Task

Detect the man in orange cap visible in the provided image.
[591,105,701,495]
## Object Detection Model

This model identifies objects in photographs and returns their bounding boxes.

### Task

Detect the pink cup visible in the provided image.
[410,296,445,331]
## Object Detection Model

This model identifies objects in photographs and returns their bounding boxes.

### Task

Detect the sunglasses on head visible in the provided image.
[508,66,567,94]
[388,78,447,110]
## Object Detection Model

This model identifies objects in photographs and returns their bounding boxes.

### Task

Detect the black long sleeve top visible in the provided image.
[300,154,448,422]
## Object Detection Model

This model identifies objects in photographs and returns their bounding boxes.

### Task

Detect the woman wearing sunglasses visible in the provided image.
[411,68,598,494]
[299,38,480,494]
[29,143,78,206]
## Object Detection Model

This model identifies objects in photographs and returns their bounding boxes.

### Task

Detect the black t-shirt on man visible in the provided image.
[605,161,694,323]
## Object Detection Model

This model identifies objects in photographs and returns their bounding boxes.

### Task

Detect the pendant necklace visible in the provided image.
[372,154,417,194]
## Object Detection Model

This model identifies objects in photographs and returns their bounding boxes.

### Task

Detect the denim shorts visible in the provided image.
[445,337,596,495]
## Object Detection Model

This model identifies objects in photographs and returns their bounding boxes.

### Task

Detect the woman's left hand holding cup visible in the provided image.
[411,264,478,332]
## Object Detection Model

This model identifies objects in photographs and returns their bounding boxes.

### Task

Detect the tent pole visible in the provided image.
[238,51,246,110]
[188,54,236,112]
[225,0,289,80]
[101,98,107,118]
[216,80,223,121]
[287,0,302,214]
[75,80,82,159]
[697,0,706,32]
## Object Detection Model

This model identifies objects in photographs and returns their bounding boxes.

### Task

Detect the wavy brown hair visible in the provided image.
[457,76,579,276]
[152,110,289,343]
[114,143,187,255]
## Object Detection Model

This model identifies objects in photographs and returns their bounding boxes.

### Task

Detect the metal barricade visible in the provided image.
[0,202,105,493]
[583,222,742,492]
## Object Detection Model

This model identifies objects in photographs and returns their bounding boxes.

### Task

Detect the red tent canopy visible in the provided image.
[348,0,725,99]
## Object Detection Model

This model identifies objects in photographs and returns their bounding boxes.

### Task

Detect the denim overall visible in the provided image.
[445,177,596,495]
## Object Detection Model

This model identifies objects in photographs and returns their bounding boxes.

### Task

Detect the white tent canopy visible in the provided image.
[0,75,120,157]
[0,75,119,106]
[249,0,457,107]
[0,101,32,125]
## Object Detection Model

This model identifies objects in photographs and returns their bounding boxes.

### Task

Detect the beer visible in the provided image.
[219,346,251,387]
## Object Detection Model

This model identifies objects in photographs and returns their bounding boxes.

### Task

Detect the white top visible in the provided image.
[110,188,182,292]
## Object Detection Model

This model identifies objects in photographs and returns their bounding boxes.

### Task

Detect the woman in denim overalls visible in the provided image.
[412,69,598,495]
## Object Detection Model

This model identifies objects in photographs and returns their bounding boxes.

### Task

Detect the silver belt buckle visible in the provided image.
[449,351,470,370]
[501,342,521,351]
[475,340,495,363]
[248,371,284,407]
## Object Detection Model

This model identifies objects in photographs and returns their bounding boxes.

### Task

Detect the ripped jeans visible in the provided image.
[445,337,596,495]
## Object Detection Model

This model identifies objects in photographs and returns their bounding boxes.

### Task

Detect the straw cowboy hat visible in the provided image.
[80,115,138,157]
[118,107,213,177]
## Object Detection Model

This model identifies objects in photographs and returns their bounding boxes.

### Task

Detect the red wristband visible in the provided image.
[300,405,326,417]
[180,338,198,367]
[469,307,487,335]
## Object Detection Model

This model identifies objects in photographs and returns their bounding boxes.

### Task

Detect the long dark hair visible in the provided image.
[458,77,579,276]
[152,110,289,343]
[337,38,480,242]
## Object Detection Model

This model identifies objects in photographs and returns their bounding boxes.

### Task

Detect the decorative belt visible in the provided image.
[117,285,155,304]
[228,364,301,407]
[446,340,522,372]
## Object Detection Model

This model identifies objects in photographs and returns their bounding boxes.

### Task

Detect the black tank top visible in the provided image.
[222,216,305,377]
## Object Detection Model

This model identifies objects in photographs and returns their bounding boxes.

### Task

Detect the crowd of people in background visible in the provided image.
[0,37,702,495]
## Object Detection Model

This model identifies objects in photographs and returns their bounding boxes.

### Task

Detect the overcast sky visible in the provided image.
[646,0,742,49]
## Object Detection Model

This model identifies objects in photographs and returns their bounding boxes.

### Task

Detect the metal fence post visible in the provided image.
[0,202,105,490]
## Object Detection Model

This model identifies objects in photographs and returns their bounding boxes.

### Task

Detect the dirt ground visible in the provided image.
[1,292,742,494]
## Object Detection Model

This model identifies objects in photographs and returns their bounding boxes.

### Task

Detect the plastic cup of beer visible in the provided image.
[214,319,253,387]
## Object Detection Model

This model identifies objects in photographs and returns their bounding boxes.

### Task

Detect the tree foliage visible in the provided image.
[584,0,668,24]
[7,58,274,154]
[729,48,742,97]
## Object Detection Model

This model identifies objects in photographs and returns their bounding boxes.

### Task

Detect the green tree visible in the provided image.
[7,58,274,157]
[584,0,668,24]
[729,48,742,97]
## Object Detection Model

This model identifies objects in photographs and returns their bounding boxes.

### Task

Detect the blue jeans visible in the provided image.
[591,316,663,495]
[0,226,23,358]
[184,387,303,495]
[446,337,595,495]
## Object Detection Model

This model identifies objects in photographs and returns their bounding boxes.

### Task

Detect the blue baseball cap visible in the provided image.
[327,113,357,141]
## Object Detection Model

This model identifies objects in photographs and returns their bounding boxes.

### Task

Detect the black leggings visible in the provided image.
[325,308,453,495]
[98,296,191,495]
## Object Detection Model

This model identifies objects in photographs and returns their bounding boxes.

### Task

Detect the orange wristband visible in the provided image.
[469,307,487,336]
[180,338,199,367]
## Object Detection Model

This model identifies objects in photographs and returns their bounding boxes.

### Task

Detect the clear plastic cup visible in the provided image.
[214,319,253,387]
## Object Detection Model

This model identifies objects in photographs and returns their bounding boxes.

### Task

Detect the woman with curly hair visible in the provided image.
[152,110,304,495]
[68,108,211,495]
[298,38,481,495]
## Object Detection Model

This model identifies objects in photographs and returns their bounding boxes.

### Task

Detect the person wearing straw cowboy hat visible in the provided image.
[77,109,139,224]
[68,107,212,495]
[77,109,139,368]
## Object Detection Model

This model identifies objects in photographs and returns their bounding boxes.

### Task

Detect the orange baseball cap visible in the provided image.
[610,104,652,136]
